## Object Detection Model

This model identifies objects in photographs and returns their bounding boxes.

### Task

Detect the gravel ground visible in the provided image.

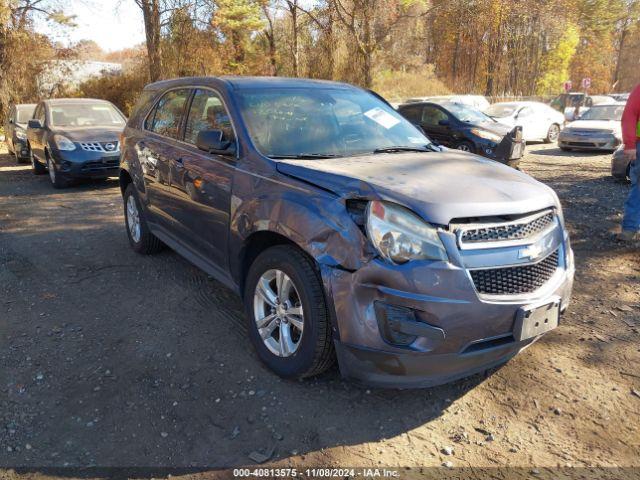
[0,144,639,476]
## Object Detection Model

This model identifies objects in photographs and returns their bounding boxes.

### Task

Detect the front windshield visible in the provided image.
[16,106,35,123]
[236,88,432,158]
[485,104,517,118]
[446,103,493,123]
[579,105,624,121]
[50,103,126,127]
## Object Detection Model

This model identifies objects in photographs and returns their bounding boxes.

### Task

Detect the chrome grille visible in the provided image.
[79,141,119,153]
[457,211,555,246]
[470,249,559,295]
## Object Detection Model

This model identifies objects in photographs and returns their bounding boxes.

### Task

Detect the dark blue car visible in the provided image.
[119,76,573,387]
[26,98,126,188]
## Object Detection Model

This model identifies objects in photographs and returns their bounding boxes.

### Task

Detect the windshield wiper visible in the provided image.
[269,153,343,159]
[373,145,435,154]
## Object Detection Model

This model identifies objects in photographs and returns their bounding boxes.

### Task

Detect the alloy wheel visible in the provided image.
[457,144,471,152]
[548,124,560,142]
[126,195,142,243]
[253,269,304,357]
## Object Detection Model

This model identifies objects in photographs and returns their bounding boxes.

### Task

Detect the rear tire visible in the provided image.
[244,245,335,379]
[545,124,560,143]
[123,183,163,254]
[456,141,475,153]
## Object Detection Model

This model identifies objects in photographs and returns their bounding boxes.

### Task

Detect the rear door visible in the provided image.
[168,88,237,268]
[139,88,192,230]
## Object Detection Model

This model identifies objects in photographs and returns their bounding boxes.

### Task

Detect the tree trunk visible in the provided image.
[287,0,299,77]
[137,0,163,82]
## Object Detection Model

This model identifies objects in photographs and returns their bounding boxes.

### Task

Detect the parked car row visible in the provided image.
[2,76,576,388]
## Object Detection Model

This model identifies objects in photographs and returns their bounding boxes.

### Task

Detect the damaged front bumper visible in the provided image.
[322,222,575,388]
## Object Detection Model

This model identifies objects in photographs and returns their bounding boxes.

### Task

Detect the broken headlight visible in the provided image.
[366,200,447,264]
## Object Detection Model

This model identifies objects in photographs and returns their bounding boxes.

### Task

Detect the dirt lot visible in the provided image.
[0,143,639,475]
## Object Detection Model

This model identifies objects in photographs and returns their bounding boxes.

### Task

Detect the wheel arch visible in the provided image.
[238,230,307,298]
[119,168,133,196]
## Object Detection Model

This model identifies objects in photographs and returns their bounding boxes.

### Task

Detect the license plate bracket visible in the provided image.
[513,297,560,341]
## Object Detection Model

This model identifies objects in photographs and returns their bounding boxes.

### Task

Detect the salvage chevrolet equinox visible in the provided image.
[119,77,575,387]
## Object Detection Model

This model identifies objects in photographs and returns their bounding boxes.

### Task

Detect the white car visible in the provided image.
[484,101,566,143]
[558,103,625,152]
[405,95,490,111]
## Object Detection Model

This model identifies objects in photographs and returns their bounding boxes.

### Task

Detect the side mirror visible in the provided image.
[196,129,235,156]
[28,119,42,129]
[438,119,450,126]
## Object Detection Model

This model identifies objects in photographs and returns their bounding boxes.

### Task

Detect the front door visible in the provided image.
[168,88,236,269]
[29,104,47,161]
[419,105,454,147]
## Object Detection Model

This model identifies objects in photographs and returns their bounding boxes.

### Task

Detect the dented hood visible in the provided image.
[276,151,558,225]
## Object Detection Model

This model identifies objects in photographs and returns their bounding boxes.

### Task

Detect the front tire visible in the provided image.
[47,155,69,189]
[545,124,560,143]
[30,146,46,175]
[244,245,334,379]
[123,183,163,254]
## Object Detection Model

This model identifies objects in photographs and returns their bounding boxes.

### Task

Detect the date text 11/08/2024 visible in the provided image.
[233,468,400,477]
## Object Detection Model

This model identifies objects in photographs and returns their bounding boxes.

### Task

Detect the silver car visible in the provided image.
[558,103,625,151]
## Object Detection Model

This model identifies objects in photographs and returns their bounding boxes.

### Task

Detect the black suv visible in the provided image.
[119,77,573,387]
[26,98,126,188]
[4,103,36,163]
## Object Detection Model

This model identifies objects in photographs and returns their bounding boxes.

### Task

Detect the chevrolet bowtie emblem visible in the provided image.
[519,243,543,260]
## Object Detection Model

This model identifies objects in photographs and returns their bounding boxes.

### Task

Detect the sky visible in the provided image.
[37,0,146,52]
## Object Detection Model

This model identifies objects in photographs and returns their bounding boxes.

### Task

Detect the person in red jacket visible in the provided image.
[620,84,640,241]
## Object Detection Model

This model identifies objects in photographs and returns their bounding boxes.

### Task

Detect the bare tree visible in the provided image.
[134,0,163,81]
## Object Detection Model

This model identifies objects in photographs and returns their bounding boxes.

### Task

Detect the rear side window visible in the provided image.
[398,105,423,123]
[184,89,235,145]
[145,88,191,139]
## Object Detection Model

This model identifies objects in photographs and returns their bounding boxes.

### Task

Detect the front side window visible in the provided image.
[49,102,125,127]
[236,88,431,158]
[146,89,191,139]
[421,106,449,126]
[184,89,235,145]
[35,105,45,123]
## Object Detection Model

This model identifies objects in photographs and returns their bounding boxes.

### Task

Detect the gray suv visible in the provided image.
[119,77,574,388]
